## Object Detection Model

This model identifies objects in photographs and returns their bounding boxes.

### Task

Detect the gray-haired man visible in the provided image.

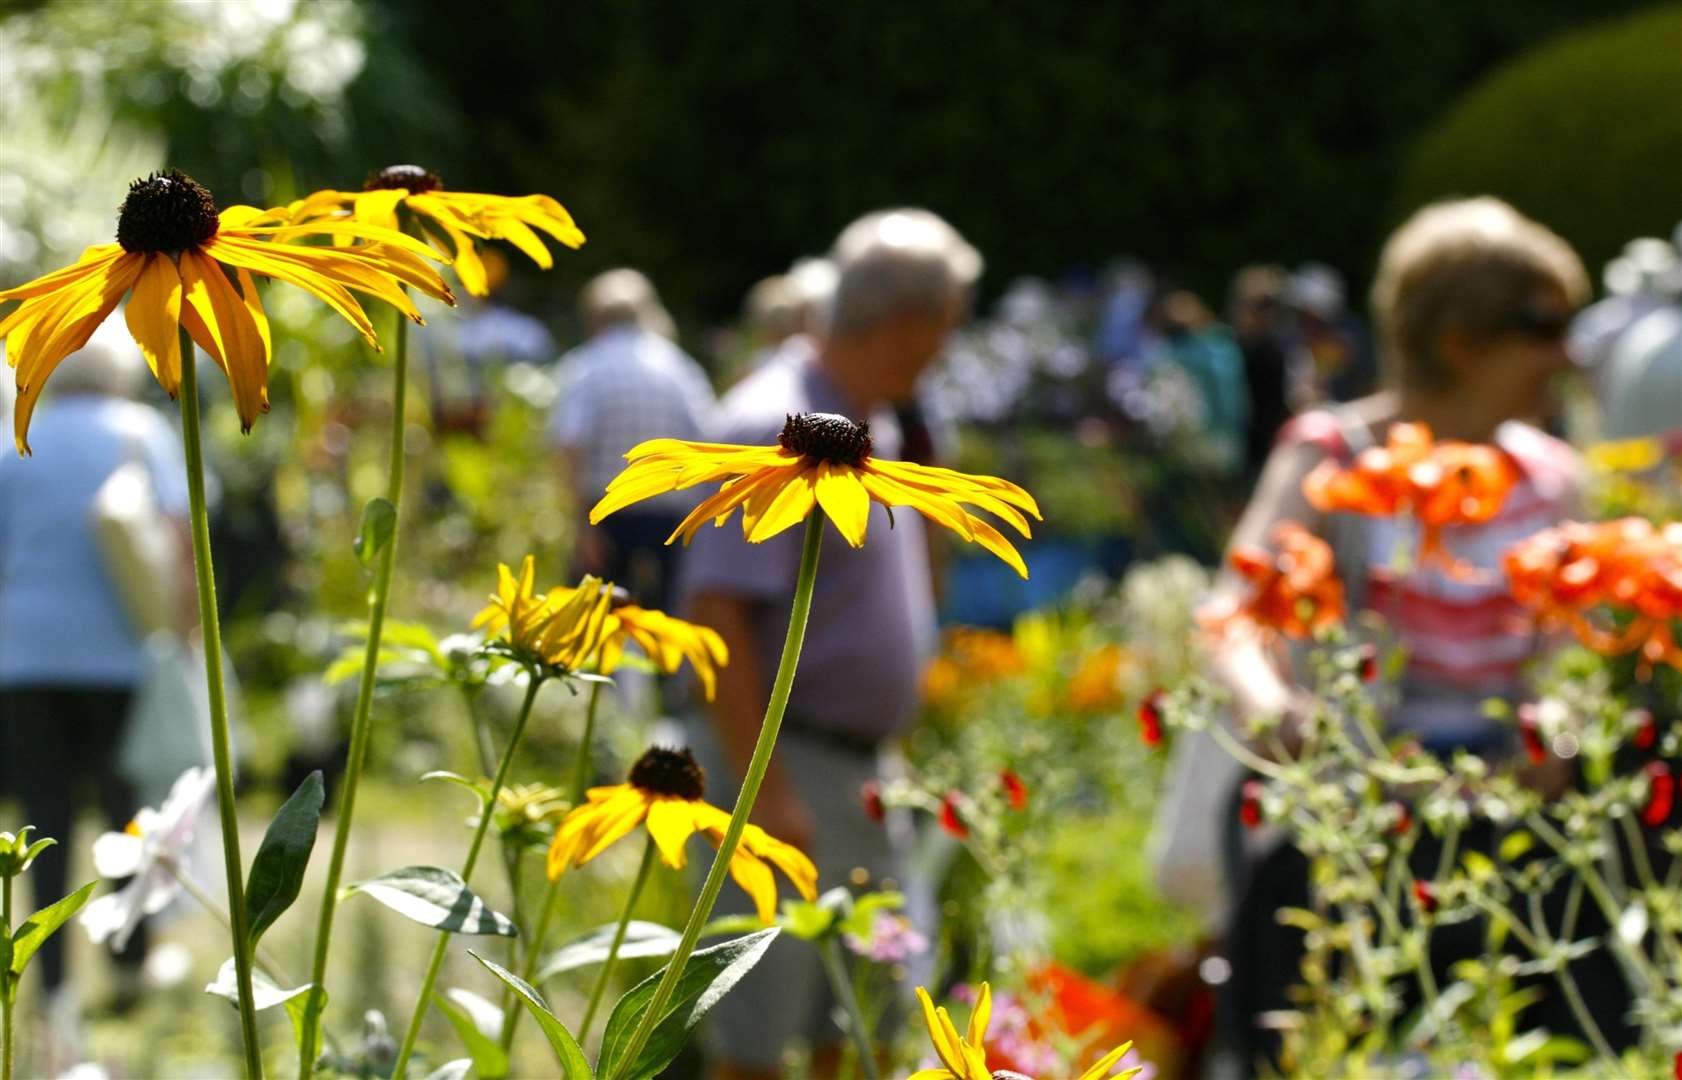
[680,209,980,1079]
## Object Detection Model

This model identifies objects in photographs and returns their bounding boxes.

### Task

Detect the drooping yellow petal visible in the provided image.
[203,235,378,348]
[353,188,407,233]
[814,464,871,547]
[1075,1041,1136,1080]
[644,798,699,869]
[964,513,1029,579]
[180,250,269,431]
[724,844,779,924]
[857,471,975,543]
[235,267,271,375]
[547,787,650,878]
[740,824,817,900]
[0,243,126,302]
[11,252,144,455]
[743,465,818,542]
[123,254,182,396]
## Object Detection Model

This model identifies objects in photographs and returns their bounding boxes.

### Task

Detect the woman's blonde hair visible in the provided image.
[1371,197,1589,389]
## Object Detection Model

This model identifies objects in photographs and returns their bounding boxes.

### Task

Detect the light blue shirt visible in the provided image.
[0,395,189,687]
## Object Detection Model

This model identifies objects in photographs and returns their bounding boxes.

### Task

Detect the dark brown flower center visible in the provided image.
[116,170,219,254]
[628,747,705,800]
[779,412,872,466]
[364,164,444,193]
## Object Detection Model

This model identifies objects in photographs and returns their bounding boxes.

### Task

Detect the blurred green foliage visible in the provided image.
[1398,5,1682,276]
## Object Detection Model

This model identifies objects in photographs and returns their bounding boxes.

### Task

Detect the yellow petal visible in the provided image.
[180,250,269,432]
[966,982,991,1048]
[353,188,407,232]
[643,798,699,869]
[724,844,779,924]
[814,464,871,547]
[0,243,126,302]
[204,236,378,348]
[483,213,553,269]
[915,990,967,1075]
[964,513,1029,578]
[123,255,182,396]
[905,1072,957,1080]
[743,466,818,542]
[1075,1042,1135,1080]
[858,472,975,542]
[741,824,817,900]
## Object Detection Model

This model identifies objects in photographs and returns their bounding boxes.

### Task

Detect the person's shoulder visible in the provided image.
[1498,421,1582,499]
[713,360,807,442]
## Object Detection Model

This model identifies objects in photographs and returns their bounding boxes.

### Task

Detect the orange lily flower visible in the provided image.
[1303,422,1519,578]
[1202,521,1345,641]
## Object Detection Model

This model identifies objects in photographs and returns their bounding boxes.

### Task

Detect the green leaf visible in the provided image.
[8,881,96,984]
[287,984,328,1065]
[837,890,904,941]
[779,900,837,942]
[537,921,683,981]
[468,952,592,1079]
[1497,830,1534,864]
[344,866,516,936]
[353,496,397,566]
[205,957,314,1011]
[597,929,779,1080]
[245,771,325,949]
[433,989,509,1079]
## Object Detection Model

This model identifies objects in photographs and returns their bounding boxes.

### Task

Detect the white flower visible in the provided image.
[80,767,215,951]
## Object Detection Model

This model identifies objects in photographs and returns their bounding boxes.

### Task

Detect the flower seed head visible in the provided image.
[116,170,219,254]
[779,412,873,466]
[364,164,444,193]
[628,746,706,800]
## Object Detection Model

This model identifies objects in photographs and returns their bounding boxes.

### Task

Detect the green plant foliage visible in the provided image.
[244,771,326,948]
[1397,6,1682,274]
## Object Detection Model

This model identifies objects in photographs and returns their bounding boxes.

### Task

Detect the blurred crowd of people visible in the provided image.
[2,194,1679,1076]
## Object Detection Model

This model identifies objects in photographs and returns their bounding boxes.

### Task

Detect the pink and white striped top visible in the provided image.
[1279,411,1580,744]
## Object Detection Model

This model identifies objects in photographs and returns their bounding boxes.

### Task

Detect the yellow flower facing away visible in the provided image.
[590,412,1043,577]
[547,746,817,924]
[911,982,1138,1080]
[598,591,730,700]
[287,164,585,297]
[0,169,454,453]
[471,557,614,673]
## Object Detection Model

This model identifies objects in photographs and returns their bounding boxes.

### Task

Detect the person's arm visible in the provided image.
[687,588,815,853]
[1206,437,1327,731]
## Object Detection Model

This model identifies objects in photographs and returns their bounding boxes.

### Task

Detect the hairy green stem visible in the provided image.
[579,835,658,1040]
[300,312,410,1079]
[609,509,825,1078]
[392,673,545,1079]
[818,936,880,1080]
[178,327,264,1078]
[501,680,605,1049]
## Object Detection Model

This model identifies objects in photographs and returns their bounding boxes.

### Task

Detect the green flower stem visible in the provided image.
[178,326,264,1079]
[4,873,14,1080]
[500,680,605,1049]
[391,672,546,1079]
[579,835,658,1040]
[300,311,410,1080]
[610,508,826,1079]
[818,936,880,1080]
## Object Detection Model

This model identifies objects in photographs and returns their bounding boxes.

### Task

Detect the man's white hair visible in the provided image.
[826,209,981,338]
[579,267,677,340]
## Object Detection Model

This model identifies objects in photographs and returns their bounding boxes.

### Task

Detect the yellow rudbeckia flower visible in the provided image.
[591,412,1043,577]
[599,592,730,700]
[547,746,817,924]
[287,164,584,297]
[911,982,1138,1080]
[0,169,454,453]
[471,557,614,673]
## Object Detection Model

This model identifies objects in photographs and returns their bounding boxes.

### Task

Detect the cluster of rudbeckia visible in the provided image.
[1303,421,1519,577]
[1201,521,1345,641]
[910,982,1139,1080]
[1503,517,1682,673]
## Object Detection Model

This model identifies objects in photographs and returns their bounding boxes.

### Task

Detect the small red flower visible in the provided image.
[1517,704,1547,766]
[1643,761,1675,828]
[1413,880,1439,915]
[1356,644,1378,682]
[1239,779,1265,830]
[1634,709,1657,750]
[1672,1049,1680,1080]
[1390,801,1412,836]
[1138,690,1165,748]
[999,770,1028,811]
[860,781,885,824]
[938,792,969,839]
